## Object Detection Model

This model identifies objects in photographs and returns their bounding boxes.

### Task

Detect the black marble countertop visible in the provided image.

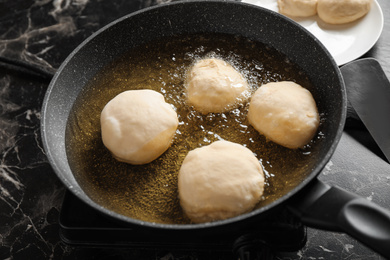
[1,0,390,259]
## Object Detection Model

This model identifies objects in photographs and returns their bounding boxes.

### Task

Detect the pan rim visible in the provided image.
[41,0,347,232]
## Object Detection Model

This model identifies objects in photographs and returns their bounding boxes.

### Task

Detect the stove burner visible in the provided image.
[59,192,306,259]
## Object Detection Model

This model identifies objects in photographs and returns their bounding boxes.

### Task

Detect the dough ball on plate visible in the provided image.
[317,0,372,24]
[178,140,265,223]
[101,89,178,165]
[248,81,319,149]
[278,0,318,17]
[186,58,249,114]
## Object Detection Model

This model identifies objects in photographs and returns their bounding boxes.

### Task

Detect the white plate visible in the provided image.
[242,0,384,66]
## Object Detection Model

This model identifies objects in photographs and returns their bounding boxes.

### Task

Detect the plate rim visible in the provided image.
[242,0,384,66]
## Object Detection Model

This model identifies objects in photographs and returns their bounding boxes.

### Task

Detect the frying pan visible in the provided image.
[40,0,390,257]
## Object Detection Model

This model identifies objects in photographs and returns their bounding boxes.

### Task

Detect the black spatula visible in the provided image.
[340,58,390,163]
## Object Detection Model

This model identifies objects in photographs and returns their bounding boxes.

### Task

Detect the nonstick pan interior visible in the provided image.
[41,1,346,233]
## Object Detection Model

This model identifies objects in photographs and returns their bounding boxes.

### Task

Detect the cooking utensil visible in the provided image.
[341,58,390,162]
[40,1,390,257]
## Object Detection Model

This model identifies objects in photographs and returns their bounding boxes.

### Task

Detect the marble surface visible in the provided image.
[0,0,390,259]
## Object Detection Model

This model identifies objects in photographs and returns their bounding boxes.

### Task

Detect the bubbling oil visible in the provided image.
[66,33,322,224]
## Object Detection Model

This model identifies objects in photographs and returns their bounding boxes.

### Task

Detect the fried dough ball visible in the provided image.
[100,89,178,165]
[186,58,249,114]
[248,81,319,149]
[178,140,265,223]
[278,0,318,17]
[317,0,372,24]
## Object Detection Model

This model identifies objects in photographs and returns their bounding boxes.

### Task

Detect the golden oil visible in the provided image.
[66,33,322,224]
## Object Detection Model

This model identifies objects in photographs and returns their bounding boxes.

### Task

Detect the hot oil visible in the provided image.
[66,33,322,224]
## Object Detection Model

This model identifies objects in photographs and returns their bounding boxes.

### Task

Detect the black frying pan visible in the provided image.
[40,1,390,257]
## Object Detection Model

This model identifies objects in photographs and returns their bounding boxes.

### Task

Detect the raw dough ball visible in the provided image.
[278,0,318,17]
[317,0,372,24]
[101,89,179,165]
[186,58,249,114]
[248,81,319,149]
[178,140,265,223]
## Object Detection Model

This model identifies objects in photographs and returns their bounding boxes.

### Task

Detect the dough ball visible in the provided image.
[248,81,319,149]
[186,58,249,114]
[101,89,179,165]
[178,140,265,223]
[317,0,372,24]
[278,0,318,17]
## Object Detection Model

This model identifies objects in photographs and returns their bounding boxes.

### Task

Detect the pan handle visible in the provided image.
[287,179,390,258]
